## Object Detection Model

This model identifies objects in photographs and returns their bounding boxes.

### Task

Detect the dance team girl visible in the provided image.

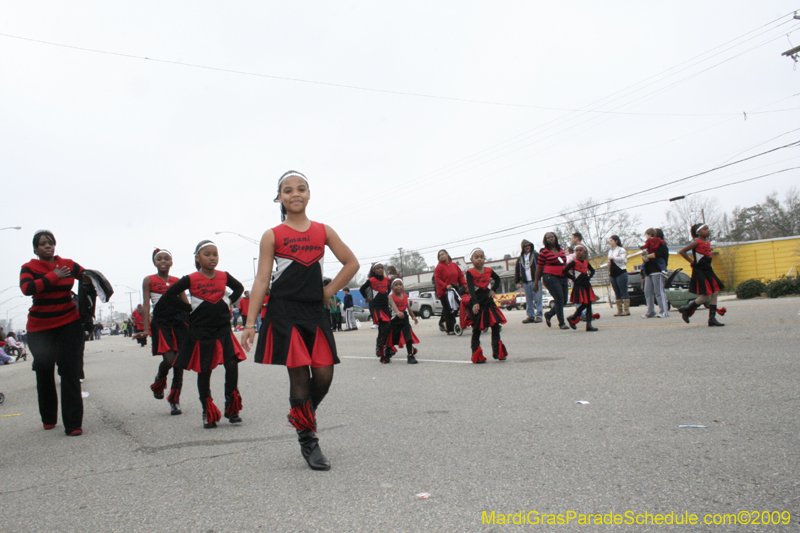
[138,248,189,416]
[466,248,508,364]
[360,262,393,363]
[162,241,247,428]
[241,171,359,471]
[678,224,726,327]
[386,278,420,364]
[563,244,599,332]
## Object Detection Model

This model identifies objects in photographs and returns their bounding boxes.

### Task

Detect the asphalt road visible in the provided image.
[1,298,798,532]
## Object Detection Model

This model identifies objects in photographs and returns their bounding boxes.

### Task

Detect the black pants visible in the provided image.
[440,295,456,333]
[543,274,570,326]
[27,320,85,432]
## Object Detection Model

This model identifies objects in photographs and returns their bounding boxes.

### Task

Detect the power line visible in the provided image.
[322,142,800,269]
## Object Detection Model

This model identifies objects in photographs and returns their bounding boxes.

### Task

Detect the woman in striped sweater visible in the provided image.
[532,232,570,330]
[19,230,87,436]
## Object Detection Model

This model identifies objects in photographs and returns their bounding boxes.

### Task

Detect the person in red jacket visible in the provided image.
[434,249,466,335]
[238,291,251,330]
[19,230,87,436]
[132,304,146,347]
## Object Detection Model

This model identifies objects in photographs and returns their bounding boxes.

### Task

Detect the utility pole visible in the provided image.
[398,247,404,278]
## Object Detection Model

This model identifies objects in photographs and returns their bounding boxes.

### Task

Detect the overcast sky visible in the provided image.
[2,1,799,325]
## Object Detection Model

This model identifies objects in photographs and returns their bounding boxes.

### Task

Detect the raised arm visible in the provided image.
[678,240,698,265]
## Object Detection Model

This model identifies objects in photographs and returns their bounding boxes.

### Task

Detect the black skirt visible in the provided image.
[255,299,339,368]
[690,257,724,295]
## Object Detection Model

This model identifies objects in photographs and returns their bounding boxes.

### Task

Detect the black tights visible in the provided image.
[157,351,183,389]
[572,302,593,319]
[197,359,240,401]
[471,323,501,353]
[288,365,334,410]
[376,322,390,353]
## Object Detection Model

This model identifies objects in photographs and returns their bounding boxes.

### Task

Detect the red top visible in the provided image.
[434,261,466,298]
[467,267,494,290]
[188,271,229,304]
[132,309,144,327]
[238,297,250,315]
[271,221,327,301]
[149,274,179,295]
[20,256,84,332]
[537,248,567,276]
[643,237,665,253]
[391,293,409,313]
[695,239,712,258]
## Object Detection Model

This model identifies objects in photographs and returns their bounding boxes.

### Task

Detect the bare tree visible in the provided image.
[556,198,641,257]
[662,195,730,244]
[347,273,367,289]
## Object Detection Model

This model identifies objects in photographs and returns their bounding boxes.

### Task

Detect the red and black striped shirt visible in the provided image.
[20,256,84,332]
[537,248,567,276]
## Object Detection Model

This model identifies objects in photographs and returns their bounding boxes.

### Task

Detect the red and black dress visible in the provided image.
[386,293,420,355]
[563,260,597,305]
[149,274,188,356]
[20,256,86,434]
[690,239,724,295]
[466,267,507,363]
[166,271,246,373]
[255,221,338,369]
[164,271,246,425]
[360,274,392,359]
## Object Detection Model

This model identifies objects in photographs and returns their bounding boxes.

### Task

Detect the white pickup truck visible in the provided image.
[407,292,443,319]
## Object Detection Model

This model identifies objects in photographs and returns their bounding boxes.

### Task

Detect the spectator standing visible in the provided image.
[434,249,466,335]
[515,239,542,323]
[641,228,670,318]
[607,235,630,316]
[342,287,355,330]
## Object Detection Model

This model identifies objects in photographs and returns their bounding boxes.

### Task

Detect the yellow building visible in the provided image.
[597,235,800,289]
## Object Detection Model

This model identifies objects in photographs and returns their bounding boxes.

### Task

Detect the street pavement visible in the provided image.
[0,298,798,532]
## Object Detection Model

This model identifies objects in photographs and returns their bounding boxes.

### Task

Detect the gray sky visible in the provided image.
[2,1,799,325]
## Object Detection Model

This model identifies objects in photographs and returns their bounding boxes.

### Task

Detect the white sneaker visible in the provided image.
[641,313,655,319]
[656,312,669,318]
[370,324,379,329]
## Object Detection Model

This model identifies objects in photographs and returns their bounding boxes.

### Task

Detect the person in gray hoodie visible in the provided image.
[514,239,542,323]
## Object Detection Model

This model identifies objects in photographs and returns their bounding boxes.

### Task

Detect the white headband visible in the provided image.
[273,171,309,202]
[154,248,172,258]
[470,247,484,257]
[196,241,216,253]
[697,224,708,232]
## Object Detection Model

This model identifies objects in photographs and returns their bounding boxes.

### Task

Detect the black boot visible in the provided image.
[150,374,167,400]
[585,316,598,332]
[407,347,418,364]
[224,390,243,423]
[202,397,221,429]
[678,300,699,324]
[167,387,182,415]
[288,397,330,471]
[708,305,725,327]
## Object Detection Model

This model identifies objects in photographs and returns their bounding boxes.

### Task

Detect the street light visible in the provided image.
[5,303,26,323]
[0,295,24,307]
[214,231,260,245]
[0,285,18,296]
[0,226,21,231]
[398,247,404,278]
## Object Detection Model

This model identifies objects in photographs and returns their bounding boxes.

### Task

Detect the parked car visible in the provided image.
[517,289,555,310]
[408,292,443,319]
[627,268,706,309]
[351,305,371,322]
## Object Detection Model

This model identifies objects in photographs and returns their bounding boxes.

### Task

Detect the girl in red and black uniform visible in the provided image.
[434,249,466,335]
[241,171,359,471]
[563,245,599,332]
[162,241,246,428]
[360,263,393,362]
[20,230,86,436]
[386,278,420,364]
[138,248,189,416]
[678,224,725,327]
[466,248,508,364]
[533,232,570,330]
